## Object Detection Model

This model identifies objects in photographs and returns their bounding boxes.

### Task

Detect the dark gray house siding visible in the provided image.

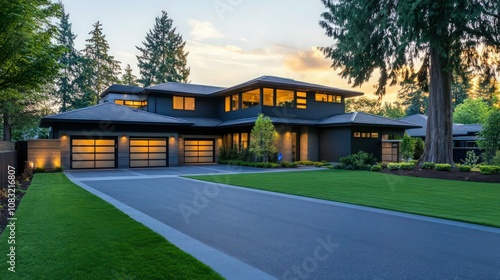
[319,127,352,162]
[150,95,219,118]
[220,106,261,121]
[350,127,383,161]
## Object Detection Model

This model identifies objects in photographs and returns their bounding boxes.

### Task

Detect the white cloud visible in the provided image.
[188,20,224,41]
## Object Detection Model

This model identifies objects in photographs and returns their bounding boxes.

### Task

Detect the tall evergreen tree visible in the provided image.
[81,21,121,105]
[121,64,139,86]
[136,11,190,86]
[320,0,500,164]
[55,6,80,112]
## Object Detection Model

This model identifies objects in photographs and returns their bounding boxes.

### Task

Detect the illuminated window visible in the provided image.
[263,88,274,106]
[114,99,147,108]
[225,96,231,112]
[242,89,260,108]
[277,89,294,107]
[241,133,249,149]
[371,132,379,138]
[232,94,240,111]
[354,132,380,138]
[232,133,240,150]
[296,91,307,109]
[173,96,195,110]
[231,132,249,150]
[353,132,361,138]
[315,93,342,103]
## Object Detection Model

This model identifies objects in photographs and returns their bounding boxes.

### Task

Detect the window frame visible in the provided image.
[172,96,196,111]
[315,93,342,103]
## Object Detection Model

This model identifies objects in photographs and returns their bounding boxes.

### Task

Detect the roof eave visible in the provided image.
[40,119,194,127]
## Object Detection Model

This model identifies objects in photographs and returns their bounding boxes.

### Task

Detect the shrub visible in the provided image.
[457,165,472,172]
[480,165,500,175]
[381,162,388,169]
[422,162,435,170]
[370,165,382,172]
[493,150,500,166]
[333,163,346,169]
[53,167,63,172]
[339,151,377,170]
[461,150,480,166]
[413,138,424,159]
[400,134,416,161]
[33,167,45,173]
[399,162,415,170]
[280,161,298,168]
[387,163,399,170]
[435,164,452,171]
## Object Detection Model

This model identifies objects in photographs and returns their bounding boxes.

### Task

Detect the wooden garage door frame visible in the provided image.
[70,136,117,169]
[129,137,169,168]
[184,139,215,164]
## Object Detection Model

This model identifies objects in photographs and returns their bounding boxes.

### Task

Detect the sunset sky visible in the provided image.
[61,0,399,101]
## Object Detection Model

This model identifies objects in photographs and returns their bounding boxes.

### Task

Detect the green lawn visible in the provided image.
[0,173,222,280]
[188,170,500,228]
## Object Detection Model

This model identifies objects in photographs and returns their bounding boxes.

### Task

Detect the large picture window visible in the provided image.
[263,88,274,106]
[277,89,295,107]
[242,89,260,108]
[173,96,195,110]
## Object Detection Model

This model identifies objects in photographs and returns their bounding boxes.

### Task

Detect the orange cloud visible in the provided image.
[284,47,331,71]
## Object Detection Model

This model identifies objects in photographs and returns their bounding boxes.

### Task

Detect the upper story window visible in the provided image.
[353,132,379,138]
[114,99,147,108]
[277,89,295,107]
[263,88,274,106]
[296,91,307,109]
[242,89,260,108]
[173,96,195,110]
[231,94,240,111]
[315,93,342,103]
[225,96,231,112]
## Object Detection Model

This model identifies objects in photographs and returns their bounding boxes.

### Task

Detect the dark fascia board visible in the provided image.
[99,85,145,98]
[146,88,214,97]
[212,80,364,98]
[317,122,421,129]
[40,119,194,128]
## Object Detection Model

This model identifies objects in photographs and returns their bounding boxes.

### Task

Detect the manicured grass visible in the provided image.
[188,170,500,228]
[0,173,223,280]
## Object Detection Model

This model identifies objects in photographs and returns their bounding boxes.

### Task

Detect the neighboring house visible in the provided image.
[400,114,482,162]
[40,76,419,169]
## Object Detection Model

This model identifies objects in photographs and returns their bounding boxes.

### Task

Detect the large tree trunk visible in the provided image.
[422,46,454,164]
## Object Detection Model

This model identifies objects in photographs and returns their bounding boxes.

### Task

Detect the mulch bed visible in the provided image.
[381,168,500,183]
[0,178,32,235]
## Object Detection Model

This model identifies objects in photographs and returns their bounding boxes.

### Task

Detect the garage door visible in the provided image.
[71,138,117,169]
[184,139,214,163]
[129,138,168,168]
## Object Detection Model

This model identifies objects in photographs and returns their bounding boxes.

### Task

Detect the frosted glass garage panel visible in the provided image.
[72,139,94,146]
[184,157,199,163]
[95,161,115,168]
[184,145,199,151]
[149,147,166,153]
[149,160,166,167]
[96,146,115,153]
[72,161,95,169]
[185,140,199,146]
[130,140,149,146]
[95,154,116,160]
[199,146,213,151]
[198,157,214,163]
[198,141,213,146]
[149,140,166,146]
[72,146,94,153]
[72,153,94,161]
[185,151,199,157]
[130,160,149,167]
[199,151,213,157]
[130,153,149,160]
[149,153,167,160]
[130,147,149,153]
[95,139,115,146]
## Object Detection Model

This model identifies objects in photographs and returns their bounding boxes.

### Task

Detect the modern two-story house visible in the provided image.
[40,76,419,169]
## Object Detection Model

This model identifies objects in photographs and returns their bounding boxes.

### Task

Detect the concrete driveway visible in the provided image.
[66,165,500,280]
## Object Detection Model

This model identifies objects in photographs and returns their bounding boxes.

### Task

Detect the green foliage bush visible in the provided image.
[413,138,424,159]
[493,150,500,166]
[387,163,399,170]
[333,163,346,169]
[34,167,45,173]
[339,151,377,170]
[370,165,382,172]
[457,165,472,172]
[295,161,332,167]
[422,162,435,169]
[53,167,63,172]
[280,161,298,168]
[435,164,452,171]
[219,159,279,169]
[461,150,480,166]
[480,165,500,175]
[400,134,416,161]
[399,162,415,170]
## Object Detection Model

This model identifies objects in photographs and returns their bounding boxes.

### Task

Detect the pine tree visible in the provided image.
[121,64,139,86]
[55,6,80,112]
[136,11,190,86]
[319,0,500,164]
[81,21,121,105]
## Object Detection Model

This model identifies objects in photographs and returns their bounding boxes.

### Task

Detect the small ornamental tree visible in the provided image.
[413,137,425,160]
[249,114,278,163]
[478,109,500,164]
[400,134,416,162]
